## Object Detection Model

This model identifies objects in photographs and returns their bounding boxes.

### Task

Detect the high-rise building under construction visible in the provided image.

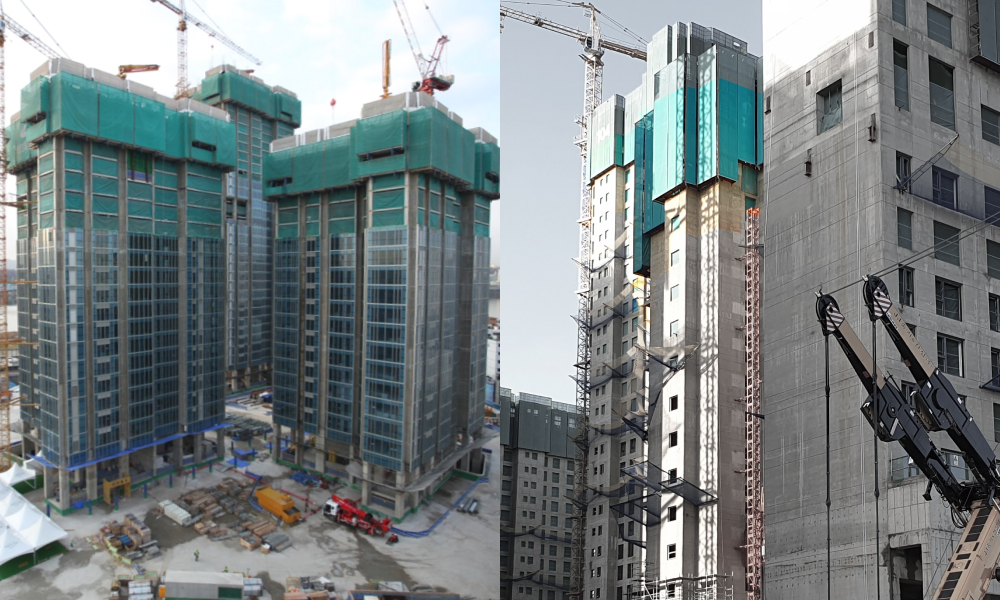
[263,92,499,519]
[8,59,235,512]
[191,65,302,392]
[762,0,1000,597]
[569,22,764,600]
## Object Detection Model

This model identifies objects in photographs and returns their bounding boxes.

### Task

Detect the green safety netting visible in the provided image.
[264,135,353,197]
[473,142,499,197]
[195,70,301,126]
[406,107,474,185]
[355,111,406,155]
[10,72,236,169]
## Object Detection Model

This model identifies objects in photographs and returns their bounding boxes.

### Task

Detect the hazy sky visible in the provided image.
[497,1,762,402]
[1,0,498,247]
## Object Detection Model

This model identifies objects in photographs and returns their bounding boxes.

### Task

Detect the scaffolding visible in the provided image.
[743,208,764,599]
[634,575,735,600]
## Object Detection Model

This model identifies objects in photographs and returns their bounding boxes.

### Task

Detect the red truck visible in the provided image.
[322,495,392,536]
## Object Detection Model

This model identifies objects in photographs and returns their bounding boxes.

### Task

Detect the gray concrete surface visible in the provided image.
[0,429,500,600]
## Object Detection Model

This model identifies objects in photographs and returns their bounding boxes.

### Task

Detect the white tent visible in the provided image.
[0,463,37,487]
[0,481,66,567]
[0,525,33,564]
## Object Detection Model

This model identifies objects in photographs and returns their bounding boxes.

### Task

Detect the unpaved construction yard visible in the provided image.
[0,433,500,600]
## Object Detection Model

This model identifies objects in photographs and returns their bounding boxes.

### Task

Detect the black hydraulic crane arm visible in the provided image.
[816,293,967,509]
[863,275,1000,487]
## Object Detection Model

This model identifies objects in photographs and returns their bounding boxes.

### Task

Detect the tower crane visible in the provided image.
[391,0,453,95]
[499,5,644,600]
[147,0,262,99]
[0,9,55,472]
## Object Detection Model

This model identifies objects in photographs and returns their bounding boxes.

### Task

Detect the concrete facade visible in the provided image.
[500,391,580,600]
[578,21,764,600]
[763,0,1000,597]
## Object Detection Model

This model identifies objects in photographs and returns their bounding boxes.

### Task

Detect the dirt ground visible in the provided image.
[0,425,500,600]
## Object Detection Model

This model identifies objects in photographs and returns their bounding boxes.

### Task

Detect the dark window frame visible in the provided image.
[935,277,962,320]
[899,266,915,307]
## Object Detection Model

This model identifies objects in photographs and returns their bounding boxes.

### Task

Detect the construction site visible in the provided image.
[0,1,499,599]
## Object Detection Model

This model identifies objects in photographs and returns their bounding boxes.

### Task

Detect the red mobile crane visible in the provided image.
[322,495,392,537]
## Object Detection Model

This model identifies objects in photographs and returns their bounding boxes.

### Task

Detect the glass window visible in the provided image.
[927,4,952,48]
[899,267,915,306]
[897,208,912,249]
[670,285,680,301]
[994,403,1000,443]
[993,348,1000,379]
[937,334,963,377]
[818,80,843,133]
[984,106,1000,146]
[989,240,1000,278]
[929,58,956,130]
[988,187,1000,225]
[893,0,906,24]
[990,294,1000,332]
[935,278,961,320]
[932,167,957,209]
[894,40,909,110]
[671,215,681,231]
[896,152,911,191]
[933,221,960,265]
[670,320,679,336]
[670,250,680,266]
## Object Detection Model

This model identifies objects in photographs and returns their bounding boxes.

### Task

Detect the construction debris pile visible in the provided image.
[153,477,296,553]
[97,513,159,566]
[284,575,336,600]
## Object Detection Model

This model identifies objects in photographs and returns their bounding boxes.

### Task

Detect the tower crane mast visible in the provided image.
[0,9,54,472]
[147,0,262,98]
[499,5,644,600]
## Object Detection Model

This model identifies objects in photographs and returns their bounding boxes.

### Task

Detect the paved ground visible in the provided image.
[0,426,500,600]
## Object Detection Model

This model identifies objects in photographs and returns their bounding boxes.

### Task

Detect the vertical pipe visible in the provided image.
[871,321,880,600]
[825,335,831,600]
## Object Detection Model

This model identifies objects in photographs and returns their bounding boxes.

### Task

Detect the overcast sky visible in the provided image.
[497,1,762,403]
[1,0,498,248]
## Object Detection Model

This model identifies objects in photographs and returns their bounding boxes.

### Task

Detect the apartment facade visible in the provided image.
[264,92,499,519]
[581,22,764,600]
[8,59,233,512]
[191,65,301,392]
[763,0,1000,597]
[500,390,580,600]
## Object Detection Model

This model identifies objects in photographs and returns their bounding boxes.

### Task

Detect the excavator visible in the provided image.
[817,275,1000,600]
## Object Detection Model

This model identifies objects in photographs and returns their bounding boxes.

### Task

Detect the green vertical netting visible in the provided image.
[50,73,99,137]
[291,142,324,194]
[329,219,353,235]
[93,176,118,196]
[99,85,134,144]
[305,206,320,222]
[134,95,167,152]
[356,111,406,155]
[65,191,84,211]
[684,86,697,184]
[65,211,84,229]
[155,205,178,221]
[305,222,320,237]
[322,137,352,189]
[21,77,49,121]
[127,218,153,234]
[92,157,118,176]
[156,172,178,188]
[39,212,54,229]
[156,189,178,205]
[278,209,298,224]
[127,181,153,200]
[93,214,119,231]
[39,193,54,212]
[39,173,54,194]
[277,224,299,238]
[373,189,404,210]
[372,209,404,228]
[93,196,119,214]
[156,221,178,237]
[64,152,84,171]
[188,207,222,225]
[127,200,153,218]
[188,223,221,239]
[329,202,354,219]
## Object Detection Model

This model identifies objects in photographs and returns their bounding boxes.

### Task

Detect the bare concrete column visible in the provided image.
[58,468,70,511]
[43,465,54,499]
[215,428,225,460]
[193,433,204,464]
[86,464,98,501]
[361,462,371,506]
[273,423,283,463]
[395,490,405,520]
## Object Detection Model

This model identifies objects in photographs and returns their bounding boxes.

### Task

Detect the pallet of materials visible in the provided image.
[158,500,193,526]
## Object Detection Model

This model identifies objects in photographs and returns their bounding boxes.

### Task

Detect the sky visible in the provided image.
[498,0,762,403]
[0,0,499,250]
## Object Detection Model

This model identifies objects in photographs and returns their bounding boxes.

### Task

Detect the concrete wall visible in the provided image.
[763,0,1000,597]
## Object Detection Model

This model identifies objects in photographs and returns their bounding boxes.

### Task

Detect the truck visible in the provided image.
[255,487,301,525]
[322,494,392,536]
